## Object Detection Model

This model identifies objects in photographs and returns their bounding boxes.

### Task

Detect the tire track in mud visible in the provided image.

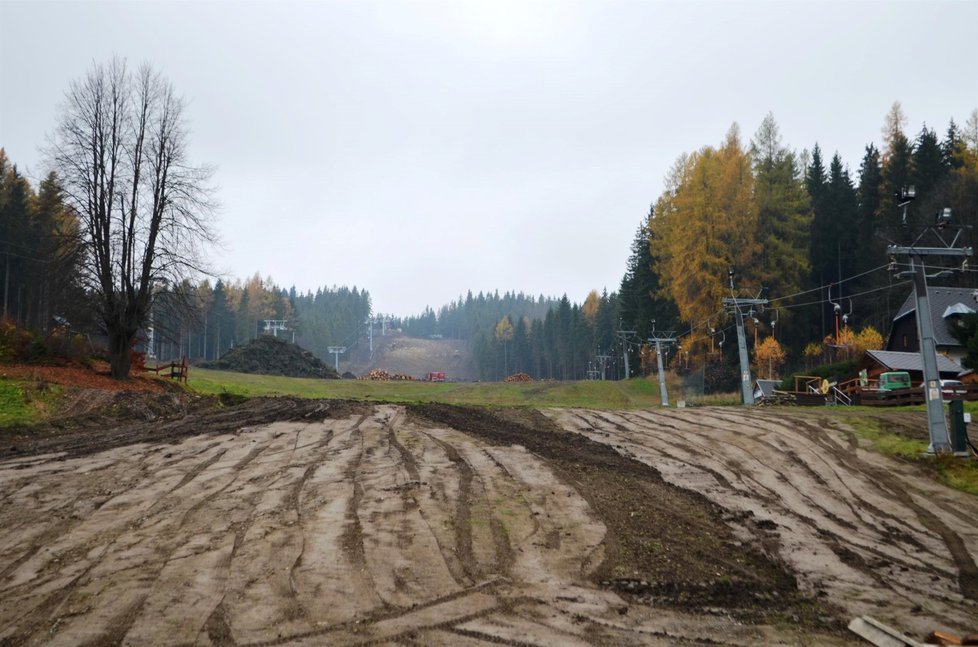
[2,413,364,646]
[3,401,862,645]
[203,422,349,646]
[613,408,934,567]
[409,404,807,616]
[638,410,905,547]
[593,410,956,577]
[88,430,301,644]
[0,453,162,635]
[580,410,751,496]
[795,417,978,603]
[339,419,377,601]
[366,411,480,596]
[283,427,338,617]
[644,414,917,595]
[559,406,978,633]
[580,409,819,581]
[703,411,927,540]
[419,432,478,582]
[107,439,274,644]
[708,411,972,614]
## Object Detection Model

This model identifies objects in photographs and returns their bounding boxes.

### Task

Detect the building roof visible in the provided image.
[892,287,978,347]
[863,349,964,375]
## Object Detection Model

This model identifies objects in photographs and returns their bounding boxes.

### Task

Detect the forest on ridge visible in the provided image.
[3,102,978,386]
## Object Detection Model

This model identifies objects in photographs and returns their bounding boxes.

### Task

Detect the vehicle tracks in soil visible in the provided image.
[2,400,878,645]
[552,406,978,638]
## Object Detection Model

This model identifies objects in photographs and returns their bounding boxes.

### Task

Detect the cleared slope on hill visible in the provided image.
[345,332,477,381]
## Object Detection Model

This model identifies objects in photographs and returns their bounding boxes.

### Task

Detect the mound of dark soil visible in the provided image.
[200,336,339,379]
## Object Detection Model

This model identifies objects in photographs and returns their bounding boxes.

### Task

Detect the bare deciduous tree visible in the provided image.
[48,58,216,379]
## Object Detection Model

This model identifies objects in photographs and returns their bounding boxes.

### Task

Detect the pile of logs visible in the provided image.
[504,372,532,383]
[360,369,416,381]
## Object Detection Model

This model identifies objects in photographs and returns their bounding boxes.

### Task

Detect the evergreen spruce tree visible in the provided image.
[749,114,810,349]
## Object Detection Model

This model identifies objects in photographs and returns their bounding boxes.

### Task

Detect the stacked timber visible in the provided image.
[504,373,532,383]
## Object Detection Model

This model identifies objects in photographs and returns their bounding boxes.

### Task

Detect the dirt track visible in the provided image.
[1,399,976,645]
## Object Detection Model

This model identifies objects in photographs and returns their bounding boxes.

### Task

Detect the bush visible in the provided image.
[0,318,93,365]
[0,320,49,362]
[0,319,15,362]
[705,362,740,394]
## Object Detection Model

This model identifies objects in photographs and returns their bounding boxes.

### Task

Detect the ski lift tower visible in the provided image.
[264,320,289,338]
[649,320,678,406]
[617,325,636,379]
[722,268,768,406]
[887,192,973,453]
[327,346,347,373]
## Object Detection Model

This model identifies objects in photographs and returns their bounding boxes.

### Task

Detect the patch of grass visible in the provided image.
[936,455,978,495]
[188,368,665,409]
[0,377,62,426]
[846,416,929,458]
[846,415,978,495]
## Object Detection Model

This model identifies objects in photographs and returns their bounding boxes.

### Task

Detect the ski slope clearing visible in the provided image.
[1,399,974,645]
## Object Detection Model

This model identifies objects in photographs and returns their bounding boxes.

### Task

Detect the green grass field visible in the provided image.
[188,368,671,409]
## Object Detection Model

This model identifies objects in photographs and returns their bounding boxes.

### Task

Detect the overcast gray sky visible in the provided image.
[2,0,976,317]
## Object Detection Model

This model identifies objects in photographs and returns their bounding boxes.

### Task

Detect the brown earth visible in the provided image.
[1,391,976,645]
[199,336,339,379]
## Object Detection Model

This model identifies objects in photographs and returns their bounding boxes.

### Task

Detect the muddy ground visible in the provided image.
[0,395,976,645]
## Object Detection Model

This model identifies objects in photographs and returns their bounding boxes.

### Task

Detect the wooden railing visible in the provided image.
[857,383,978,406]
[145,357,189,383]
[772,380,978,407]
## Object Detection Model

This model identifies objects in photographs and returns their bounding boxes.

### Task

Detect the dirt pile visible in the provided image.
[200,335,339,379]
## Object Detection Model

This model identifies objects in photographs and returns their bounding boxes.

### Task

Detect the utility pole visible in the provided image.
[327,345,347,373]
[649,320,677,406]
[722,268,768,406]
[888,197,972,453]
[617,326,636,379]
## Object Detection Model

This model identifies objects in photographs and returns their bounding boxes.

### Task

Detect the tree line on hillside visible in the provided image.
[398,291,613,380]
[401,105,978,384]
[107,276,371,365]
[0,152,371,365]
[0,152,89,332]
[650,105,978,359]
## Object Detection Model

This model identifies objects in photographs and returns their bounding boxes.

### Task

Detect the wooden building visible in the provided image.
[886,287,977,366]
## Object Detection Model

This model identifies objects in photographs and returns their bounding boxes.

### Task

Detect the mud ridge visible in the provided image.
[408,403,809,617]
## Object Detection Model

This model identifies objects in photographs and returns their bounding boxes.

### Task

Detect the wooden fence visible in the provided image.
[774,380,978,407]
[145,358,189,383]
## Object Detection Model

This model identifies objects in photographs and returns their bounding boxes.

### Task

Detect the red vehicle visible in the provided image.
[426,372,446,382]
